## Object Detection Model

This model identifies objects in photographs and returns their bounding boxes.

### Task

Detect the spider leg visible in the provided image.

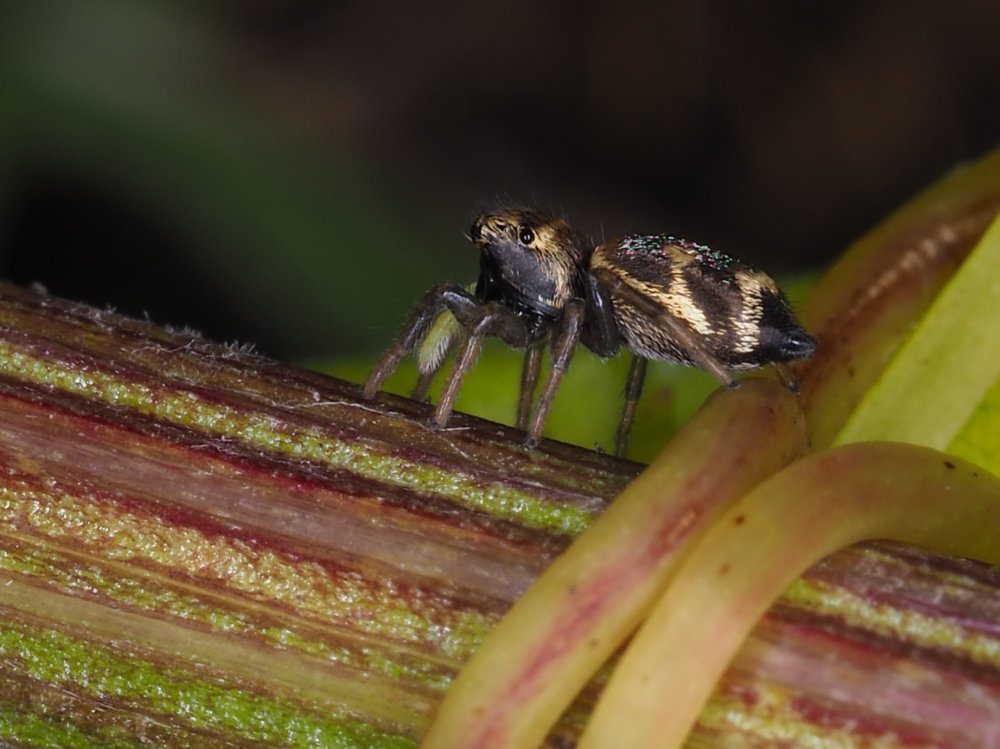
[516,339,545,430]
[434,302,517,427]
[773,362,800,394]
[652,308,739,389]
[580,274,623,357]
[363,283,479,400]
[615,355,648,459]
[411,308,464,401]
[527,299,585,446]
[411,371,436,402]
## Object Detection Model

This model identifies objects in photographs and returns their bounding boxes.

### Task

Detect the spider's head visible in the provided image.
[470,207,588,313]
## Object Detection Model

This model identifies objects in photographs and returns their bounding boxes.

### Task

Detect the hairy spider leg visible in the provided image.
[516,339,545,430]
[581,273,646,457]
[615,356,648,459]
[363,283,480,400]
[410,310,464,401]
[411,370,435,402]
[411,310,548,425]
[434,302,528,427]
[526,299,586,446]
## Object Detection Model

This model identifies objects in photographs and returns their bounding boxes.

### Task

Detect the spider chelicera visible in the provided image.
[363,206,816,457]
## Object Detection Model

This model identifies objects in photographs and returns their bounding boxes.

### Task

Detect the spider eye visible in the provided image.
[518,226,535,244]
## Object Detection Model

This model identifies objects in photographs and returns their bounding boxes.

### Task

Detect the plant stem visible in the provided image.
[1,282,998,746]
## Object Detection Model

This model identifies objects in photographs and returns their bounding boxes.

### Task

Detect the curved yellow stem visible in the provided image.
[420,380,807,749]
[579,442,1000,748]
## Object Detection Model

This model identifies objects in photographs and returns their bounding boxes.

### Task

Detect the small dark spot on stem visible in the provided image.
[719,563,731,575]
[588,638,600,649]
[943,460,955,470]
[733,514,746,525]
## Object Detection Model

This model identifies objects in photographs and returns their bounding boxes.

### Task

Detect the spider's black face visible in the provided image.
[470,208,588,319]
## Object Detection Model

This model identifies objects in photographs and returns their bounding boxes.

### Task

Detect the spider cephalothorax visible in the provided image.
[364,207,816,457]
[470,208,588,319]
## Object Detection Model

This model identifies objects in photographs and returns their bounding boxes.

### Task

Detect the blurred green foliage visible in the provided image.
[0,1,458,356]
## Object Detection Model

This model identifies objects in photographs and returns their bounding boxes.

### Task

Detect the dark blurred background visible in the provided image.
[2,1,998,361]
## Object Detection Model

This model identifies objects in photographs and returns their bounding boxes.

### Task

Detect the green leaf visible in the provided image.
[834,213,1000,454]
[948,374,1000,475]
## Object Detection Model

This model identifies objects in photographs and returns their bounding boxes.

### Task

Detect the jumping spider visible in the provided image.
[363,206,817,457]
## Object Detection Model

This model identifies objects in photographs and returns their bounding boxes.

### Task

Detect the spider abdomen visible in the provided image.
[590,234,816,371]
